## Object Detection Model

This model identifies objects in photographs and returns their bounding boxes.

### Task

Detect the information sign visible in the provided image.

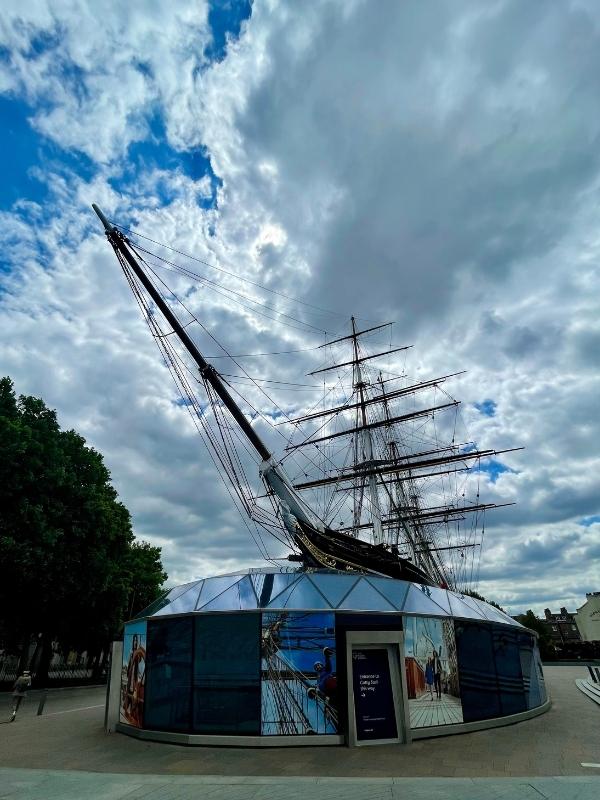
[351,647,398,741]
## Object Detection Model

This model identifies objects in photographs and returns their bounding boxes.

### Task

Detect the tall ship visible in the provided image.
[92,205,516,593]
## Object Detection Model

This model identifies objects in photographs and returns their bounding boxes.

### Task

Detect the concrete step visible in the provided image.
[575,678,600,705]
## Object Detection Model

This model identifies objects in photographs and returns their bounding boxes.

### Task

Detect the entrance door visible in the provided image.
[345,631,409,746]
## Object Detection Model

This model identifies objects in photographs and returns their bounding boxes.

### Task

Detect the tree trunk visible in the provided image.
[32,633,53,687]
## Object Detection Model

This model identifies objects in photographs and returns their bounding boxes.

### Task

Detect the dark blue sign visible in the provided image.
[352,647,398,741]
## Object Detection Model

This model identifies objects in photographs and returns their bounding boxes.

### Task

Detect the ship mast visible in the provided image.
[351,316,384,545]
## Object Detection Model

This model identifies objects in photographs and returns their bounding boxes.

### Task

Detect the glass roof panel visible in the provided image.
[365,577,410,610]
[337,577,397,611]
[196,575,243,610]
[402,584,450,616]
[448,592,487,620]
[135,589,171,619]
[309,573,359,607]
[200,577,259,611]
[266,575,331,609]
[478,602,518,626]
[153,581,203,616]
[252,572,301,607]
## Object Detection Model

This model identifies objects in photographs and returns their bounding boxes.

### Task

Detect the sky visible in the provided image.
[1,0,599,617]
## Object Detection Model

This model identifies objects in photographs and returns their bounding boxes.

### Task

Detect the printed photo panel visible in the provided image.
[403,615,463,728]
[120,619,147,727]
[261,611,338,735]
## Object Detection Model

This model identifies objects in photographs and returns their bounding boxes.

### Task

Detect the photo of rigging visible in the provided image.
[261,611,338,735]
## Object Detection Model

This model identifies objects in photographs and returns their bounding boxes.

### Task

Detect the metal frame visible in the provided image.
[345,630,411,747]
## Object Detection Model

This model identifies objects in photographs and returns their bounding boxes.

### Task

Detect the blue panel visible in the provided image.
[266,575,331,609]
[253,572,301,607]
[475,601,512,625]
[309,573,358,607]
[425,587,452,614]
[236,575,259,609]
[402,585,450,616]
[337,577,396,611]
[448,593,486,620]
[365,577,410,610]
[196,575,243,610]
[154,581,203,616]
[145,617,193,731]
[450,593,487,620]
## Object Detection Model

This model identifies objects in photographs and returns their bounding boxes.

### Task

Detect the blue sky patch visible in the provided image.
[476,458,514,483]
[206,0,253,62]
[475,399,496,416]
[579,515,600,527]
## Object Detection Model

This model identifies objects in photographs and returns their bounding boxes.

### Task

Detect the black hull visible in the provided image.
[293,520,435,586]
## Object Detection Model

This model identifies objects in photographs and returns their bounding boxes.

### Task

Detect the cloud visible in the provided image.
[0,0,599,611]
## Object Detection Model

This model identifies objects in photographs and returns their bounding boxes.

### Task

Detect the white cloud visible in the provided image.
[1,0,600,612]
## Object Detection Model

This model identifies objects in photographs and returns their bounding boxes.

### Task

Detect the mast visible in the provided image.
[351,316,385,545]
[91,204,322,533]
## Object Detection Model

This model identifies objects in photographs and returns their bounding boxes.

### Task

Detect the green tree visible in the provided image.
[514,610,556,660]
[0,377,167,683]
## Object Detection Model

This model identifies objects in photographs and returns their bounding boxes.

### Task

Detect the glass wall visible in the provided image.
[144,617,193,731]
[194,614,261,734]
[137,611,545,736]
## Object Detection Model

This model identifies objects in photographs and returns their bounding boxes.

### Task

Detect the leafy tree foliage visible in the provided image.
[514,610,556,660]
[0,377,167,673]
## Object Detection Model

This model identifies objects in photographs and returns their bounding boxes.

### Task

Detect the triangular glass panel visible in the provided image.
[448,592,486,620]
[308,573,358,608]
[423,585,452,614]
[402,584,450,616]
[135,589,171,618]
[196,575,243,610]
[236,575,258,609]
[337,577,397,611]
[453,593,486,617]
[253,572,301,607]
[266,575,330,609]
[200,578,258,611]
[478,602,515,625]
[365,577,410,610]
[153,581,203,616]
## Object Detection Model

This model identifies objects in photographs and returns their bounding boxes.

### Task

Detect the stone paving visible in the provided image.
[0,666,599,798]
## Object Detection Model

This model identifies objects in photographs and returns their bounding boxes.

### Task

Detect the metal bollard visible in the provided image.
[36,691,47,716]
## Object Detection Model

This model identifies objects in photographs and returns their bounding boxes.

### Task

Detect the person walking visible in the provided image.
[424,657,435,700]
[432,649,443,699]
[10,670,32,721]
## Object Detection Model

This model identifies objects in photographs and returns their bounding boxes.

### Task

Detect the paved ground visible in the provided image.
[0,666,599,797]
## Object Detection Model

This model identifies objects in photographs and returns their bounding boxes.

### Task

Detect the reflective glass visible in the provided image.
[267,575,331,609]
[255,572,302,607]
[135,590,170,618]
[365,577,410,610]
[402,585,451,616]
[201,577,258,611]
[448,593,486,620]
[196,575,243,610]
[337,578,396,611]
[193,614,261,734]
[153,581,203,616]
[477,602,515,626]
[454,621,501,722]
[144,617,193,731]
[309,573,358,608]
[518,632,541,710]
[493,625,526,715]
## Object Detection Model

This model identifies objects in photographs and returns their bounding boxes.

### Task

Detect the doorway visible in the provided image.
[345,631,410,746]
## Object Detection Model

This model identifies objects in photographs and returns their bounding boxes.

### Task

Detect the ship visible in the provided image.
[92,205,518,592]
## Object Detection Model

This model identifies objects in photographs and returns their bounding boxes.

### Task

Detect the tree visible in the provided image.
[0,377,167,683]
[514,610,556,660]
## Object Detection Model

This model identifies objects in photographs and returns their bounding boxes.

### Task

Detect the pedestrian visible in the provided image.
[11,670,32,721]
[424,657,434,700]
[432,649,443,699]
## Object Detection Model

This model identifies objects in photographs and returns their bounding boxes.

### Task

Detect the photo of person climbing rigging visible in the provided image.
[261,612,338,735]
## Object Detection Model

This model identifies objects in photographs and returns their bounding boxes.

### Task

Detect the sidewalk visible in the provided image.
[1,769,599,800]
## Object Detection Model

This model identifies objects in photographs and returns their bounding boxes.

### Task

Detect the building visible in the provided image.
[574,593,600,642]
[543,607,581,646]
[110,568,549,747]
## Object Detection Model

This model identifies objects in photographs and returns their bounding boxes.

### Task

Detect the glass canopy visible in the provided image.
[135,568,520,628]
